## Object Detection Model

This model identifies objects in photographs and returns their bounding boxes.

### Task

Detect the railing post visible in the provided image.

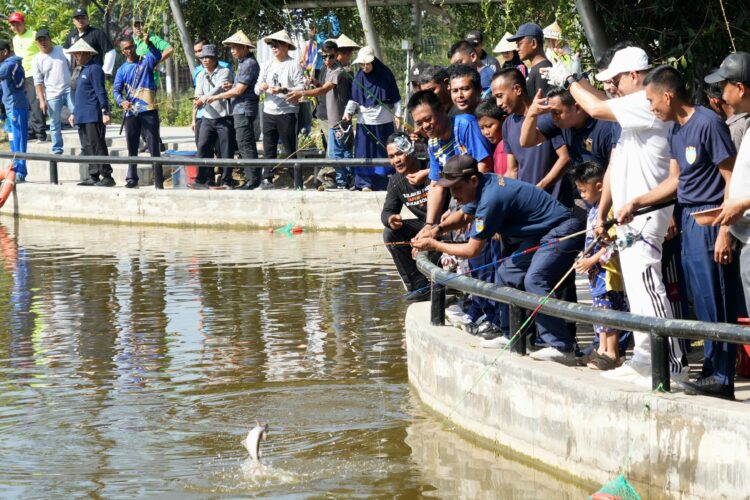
[430,279,445,326]
[49,160,58,185]
[651,333,670,391]
[509,304,526,355]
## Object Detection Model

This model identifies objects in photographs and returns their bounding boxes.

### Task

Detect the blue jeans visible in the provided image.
[328,128,352,187]
[47,90,74,154]
[8,107,28,177]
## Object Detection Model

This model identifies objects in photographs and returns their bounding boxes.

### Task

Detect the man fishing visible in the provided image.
[113,33,163,189]
[412,155,584,365]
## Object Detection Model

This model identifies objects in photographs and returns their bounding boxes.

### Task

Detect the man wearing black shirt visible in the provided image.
[381,133,440,299]
[63,7,113,68]
[507,23,551,99]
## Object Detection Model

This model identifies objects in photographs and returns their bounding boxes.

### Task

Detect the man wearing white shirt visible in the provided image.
[33,30,72,155]
[254,30,304,190]
[555,46,689,387]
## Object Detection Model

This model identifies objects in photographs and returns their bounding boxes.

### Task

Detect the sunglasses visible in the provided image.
[321,54,336,60]
[122,45,136,51]
[268,42,280,48]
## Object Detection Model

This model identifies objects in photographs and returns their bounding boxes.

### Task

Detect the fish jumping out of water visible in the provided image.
[242,421,269,464]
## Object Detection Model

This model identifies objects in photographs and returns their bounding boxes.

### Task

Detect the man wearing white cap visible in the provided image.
[254,29,304,190]
[548,46,689,387]
[66,38,114,187]
[206,31,261,189]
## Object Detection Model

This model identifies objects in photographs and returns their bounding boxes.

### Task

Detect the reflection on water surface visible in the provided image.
[0,219,593,497]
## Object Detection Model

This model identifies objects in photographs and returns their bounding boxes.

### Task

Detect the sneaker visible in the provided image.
[529,346,578,366]
[477,323,503,340]
[671,367,690,385]
[677,375,735,400]
[125,180,138,189]
[187,182,209,190]
[95,176,115,187]
[362,187,372,192]
[77,177,100,186]
[480,335,511,349]
[260,179,275,190]
[464,321,488,336]
[601,360,651,386]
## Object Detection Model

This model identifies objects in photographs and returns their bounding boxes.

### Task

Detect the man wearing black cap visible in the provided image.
[409,61,430,94]
[63,7,113,68]
[707,52,750,355]
[507,23,551,98]
[412,154,584,363]
[32,29,72,155]
[465,30,500,74]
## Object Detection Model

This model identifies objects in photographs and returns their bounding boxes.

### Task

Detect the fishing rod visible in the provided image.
[400,199,676,302]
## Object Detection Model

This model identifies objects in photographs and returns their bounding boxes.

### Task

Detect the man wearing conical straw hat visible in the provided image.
[255,29,305,190]
[65,38,114,187]
[205,30,261,189]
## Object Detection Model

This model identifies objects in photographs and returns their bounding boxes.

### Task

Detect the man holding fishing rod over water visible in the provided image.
[412,154,585,365]
[113,30,163,189]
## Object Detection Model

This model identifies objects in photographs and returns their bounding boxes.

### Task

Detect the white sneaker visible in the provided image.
[671,367,690,384]
[480,335,510,349]
[601,360,651,384]
[528,346,577,366]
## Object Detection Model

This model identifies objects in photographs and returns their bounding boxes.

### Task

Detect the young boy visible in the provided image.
[571,161,629,370]
[475,98,507,175]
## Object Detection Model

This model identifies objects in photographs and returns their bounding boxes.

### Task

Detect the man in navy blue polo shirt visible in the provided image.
[412,155,585,364]
[491,67,574,207]
[520,87,620,167]
[619,65,739,399]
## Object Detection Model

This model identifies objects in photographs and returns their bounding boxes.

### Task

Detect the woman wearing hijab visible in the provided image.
[342,46,401,191]
[493,32,527,77]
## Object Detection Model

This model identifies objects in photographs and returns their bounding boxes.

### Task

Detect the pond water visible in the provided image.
[0,218,593,498]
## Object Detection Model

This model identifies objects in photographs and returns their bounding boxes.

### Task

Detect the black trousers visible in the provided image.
[384,218,428,292]
[261,111,300,187]
[124,110,163,187]
[78,121,112,178]
[196,116,234,184]
[234,113,259,185]
[24,77,45,139]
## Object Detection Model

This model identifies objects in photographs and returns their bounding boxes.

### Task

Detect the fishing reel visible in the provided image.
[126,102,146,117]
[393,134,415,156]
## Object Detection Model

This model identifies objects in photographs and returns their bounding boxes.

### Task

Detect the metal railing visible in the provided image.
[0,151,391,185]
[416,252,750,392]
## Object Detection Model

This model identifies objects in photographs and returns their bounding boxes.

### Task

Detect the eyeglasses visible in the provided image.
[609,73,625,88]
[321,54,336,60]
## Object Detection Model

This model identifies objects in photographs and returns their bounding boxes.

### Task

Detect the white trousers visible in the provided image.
[617,234,686,373]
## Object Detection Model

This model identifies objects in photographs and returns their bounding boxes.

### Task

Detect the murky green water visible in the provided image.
[0,218,592,498]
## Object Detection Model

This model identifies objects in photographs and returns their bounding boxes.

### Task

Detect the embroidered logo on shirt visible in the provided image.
[685,146,697,165]
[584,137,593,152]
[498,176,505,187]
[475,218,485,233]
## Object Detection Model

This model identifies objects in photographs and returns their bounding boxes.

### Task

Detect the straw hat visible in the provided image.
[492,33,516,54]
[335,34,361,49]
[352,46,375,65]
[263,29,296,50]
[223,30,255,49]
[543,21,563,40]
[65,38,98,54]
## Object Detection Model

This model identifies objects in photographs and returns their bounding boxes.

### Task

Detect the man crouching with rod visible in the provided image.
[381,132,449,301]
[412,154,585,365]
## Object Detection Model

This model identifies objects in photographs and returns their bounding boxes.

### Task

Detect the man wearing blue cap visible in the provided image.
[507,23,552,99]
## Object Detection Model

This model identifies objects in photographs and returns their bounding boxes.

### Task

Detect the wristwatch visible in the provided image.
[563,72,589,91]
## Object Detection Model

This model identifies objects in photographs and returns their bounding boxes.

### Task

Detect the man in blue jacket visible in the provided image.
[0,40,30,182]
[113,33,162,189]
[67,39,113,187]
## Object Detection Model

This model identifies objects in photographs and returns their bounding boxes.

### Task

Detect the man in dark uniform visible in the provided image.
[412,155,584,364]
[63,7,113,68]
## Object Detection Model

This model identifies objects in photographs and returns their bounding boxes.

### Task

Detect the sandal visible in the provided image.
[587,353,617,371]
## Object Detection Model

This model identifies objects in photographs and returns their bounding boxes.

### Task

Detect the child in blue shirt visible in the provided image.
[571,161,630,371]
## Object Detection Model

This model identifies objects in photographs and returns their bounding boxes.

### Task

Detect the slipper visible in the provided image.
[587,354,617,371]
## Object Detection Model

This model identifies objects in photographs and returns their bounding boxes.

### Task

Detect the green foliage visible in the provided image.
[0,0,77,43]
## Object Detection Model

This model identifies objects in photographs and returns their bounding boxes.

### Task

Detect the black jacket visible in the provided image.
[64,26,113,67]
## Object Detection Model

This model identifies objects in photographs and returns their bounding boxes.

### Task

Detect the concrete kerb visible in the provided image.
[1,183,391,231]
[405,302,750,499]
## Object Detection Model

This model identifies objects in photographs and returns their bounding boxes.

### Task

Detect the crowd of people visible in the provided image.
[0,11,748,399]
[377,23,749,402]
